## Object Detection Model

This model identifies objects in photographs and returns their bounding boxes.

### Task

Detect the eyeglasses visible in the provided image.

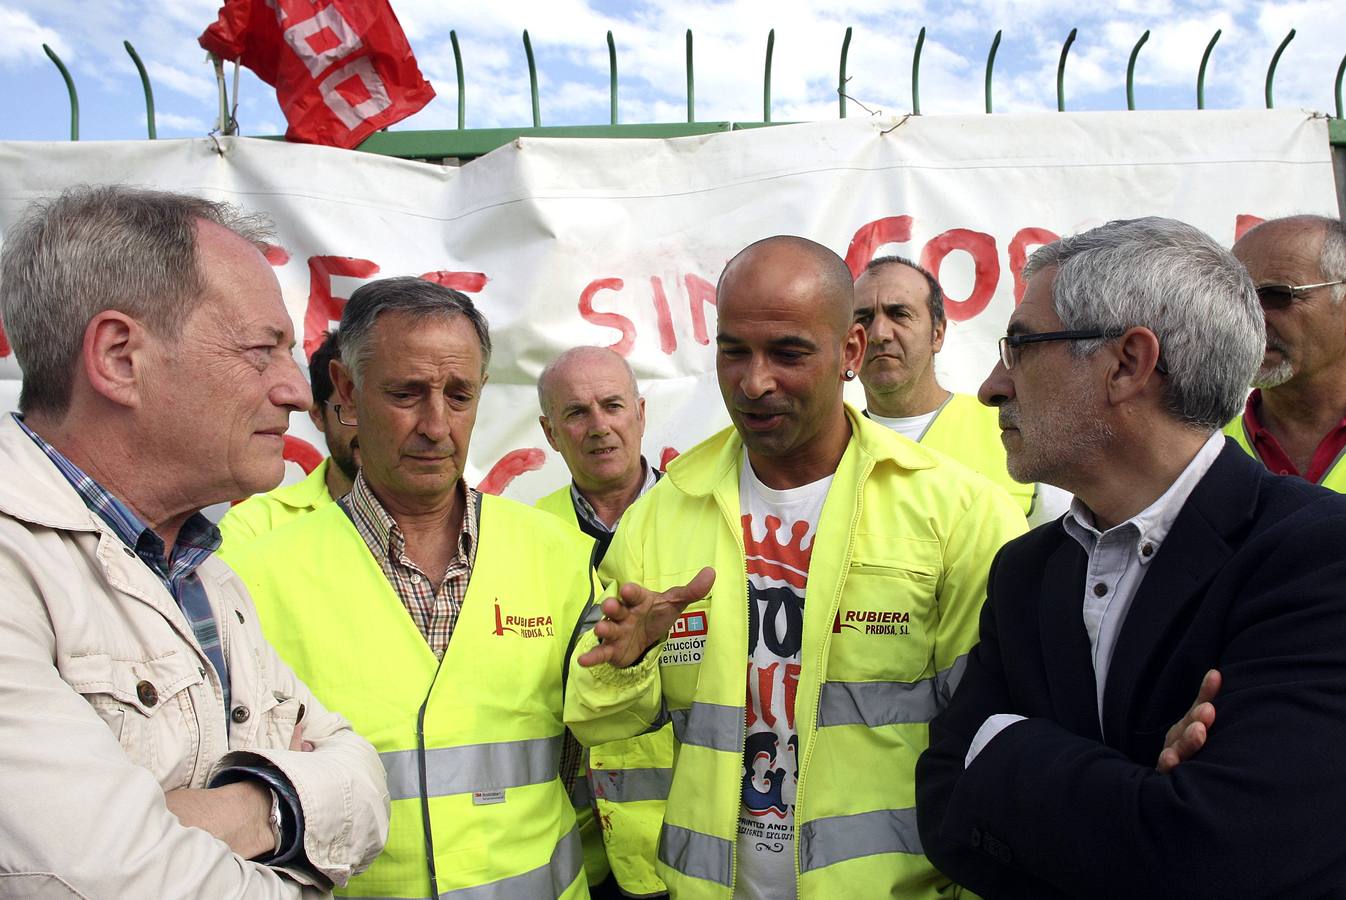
[998,330,1109,369]
[1255,280,1346,310]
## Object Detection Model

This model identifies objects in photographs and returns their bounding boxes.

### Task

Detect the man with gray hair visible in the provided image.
[915,217,1346,897]
[226,276,601,899]
[0,185,389,895]
[1226,215,1346,492]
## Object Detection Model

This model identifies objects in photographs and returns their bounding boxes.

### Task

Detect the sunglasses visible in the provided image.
[1256,279,1346,310]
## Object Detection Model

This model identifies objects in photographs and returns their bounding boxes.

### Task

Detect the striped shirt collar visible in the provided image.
[13,413,220,575]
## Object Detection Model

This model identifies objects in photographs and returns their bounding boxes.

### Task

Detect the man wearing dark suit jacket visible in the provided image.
[915,216,1346,899]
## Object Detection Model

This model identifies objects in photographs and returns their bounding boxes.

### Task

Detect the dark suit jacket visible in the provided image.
[915,441,1346,899]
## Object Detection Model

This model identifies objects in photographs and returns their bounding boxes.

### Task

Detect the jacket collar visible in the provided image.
[271,458,334,511]
[0,414,106,533]
[664,403,938,498]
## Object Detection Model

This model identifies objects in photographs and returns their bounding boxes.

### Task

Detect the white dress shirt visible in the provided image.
[964,431,1226,767]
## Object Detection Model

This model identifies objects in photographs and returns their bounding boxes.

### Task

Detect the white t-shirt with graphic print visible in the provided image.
[735,454,833,900]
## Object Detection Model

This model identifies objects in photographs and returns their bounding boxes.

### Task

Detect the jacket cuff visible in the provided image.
[209,765,307,868]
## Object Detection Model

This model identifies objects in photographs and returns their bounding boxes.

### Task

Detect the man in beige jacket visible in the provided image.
[0,186,389,896]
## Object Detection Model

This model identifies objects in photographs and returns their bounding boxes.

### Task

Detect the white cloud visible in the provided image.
[0,6,66,66]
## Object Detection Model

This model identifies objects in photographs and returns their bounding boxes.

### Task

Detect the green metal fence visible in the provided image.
[32,28,1346,161]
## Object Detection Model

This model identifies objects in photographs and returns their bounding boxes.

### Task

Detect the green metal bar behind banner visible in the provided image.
[985,30,1002,114]
[763,29,775,124]
[1265,29,1295,109]
[1126,30,1149,110]
[123,40,155,139]
[1057,28,1077,112]
[608,31,618,126]
[838,26,852,118]
[451,30,465,129]
[524,30,540,127]
[1197,29,1221,110]
[42,43,78,141]
[686,30,695,123]
[912,27,925,115]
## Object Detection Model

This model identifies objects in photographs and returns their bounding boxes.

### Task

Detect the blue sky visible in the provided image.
[1,1,1342,143]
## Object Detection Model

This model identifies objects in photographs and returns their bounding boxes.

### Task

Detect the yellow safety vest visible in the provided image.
[536,484,674,898]
[224,494,598,899]
[218,458,335,549]
[914,393,1036,517]
[1224,415,1346,493]
[566,407,1026,899]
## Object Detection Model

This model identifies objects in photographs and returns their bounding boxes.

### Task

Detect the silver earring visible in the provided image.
[844,369,856,381]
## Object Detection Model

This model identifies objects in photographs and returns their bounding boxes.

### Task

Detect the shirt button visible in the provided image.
[122,546,136,558]
[1093,582,1108,597]
[136,680,158,707]
[1141,543,1154,557]
[410,573,422,585]
[231,705,250,724]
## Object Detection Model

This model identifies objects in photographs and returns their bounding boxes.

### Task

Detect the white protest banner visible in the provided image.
[0,110,1337,504]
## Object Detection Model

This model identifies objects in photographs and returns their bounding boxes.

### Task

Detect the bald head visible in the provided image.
[718,235,856,338]
[1235,215,1346,307]
[538,346,639,417]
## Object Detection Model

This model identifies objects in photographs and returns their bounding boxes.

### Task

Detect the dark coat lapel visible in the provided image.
[1100,442,1261,745]
[1037,536,1102,741]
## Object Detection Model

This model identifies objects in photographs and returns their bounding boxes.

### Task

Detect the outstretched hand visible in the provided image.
[1156,668,1221,774]
[578,566,716,669]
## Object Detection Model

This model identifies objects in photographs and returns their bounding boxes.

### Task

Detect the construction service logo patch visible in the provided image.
[661,609,708,666]
[492,599,554,638]
[832,609,911,636]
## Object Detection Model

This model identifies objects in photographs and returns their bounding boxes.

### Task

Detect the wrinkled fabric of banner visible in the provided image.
[0,111,1336,505]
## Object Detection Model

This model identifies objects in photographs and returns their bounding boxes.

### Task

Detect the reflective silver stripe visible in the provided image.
[381,735,562,802]
[669,701,742,752]
[341,826,582,900]
[798,807,923,873]
[570,770,594,809]
[591,766,673,803]
[935,654,969,702]
[817,679,937,728]
[658,823,733,887]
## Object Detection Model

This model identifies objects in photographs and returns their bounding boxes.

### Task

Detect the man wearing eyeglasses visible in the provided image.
[219,328,359,547]
[1226,215,1346,492]
[915,217,1346,898]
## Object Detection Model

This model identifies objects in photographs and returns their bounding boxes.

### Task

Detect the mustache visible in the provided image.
[998,403,1019,430]
[1264,331,1289,355]
[733,398,792,417]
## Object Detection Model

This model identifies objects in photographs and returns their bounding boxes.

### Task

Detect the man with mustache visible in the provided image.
[220,328,359,546]
[536,345,672,900]
[1226,215,1346,492]
[565,235,1024,899]
[853,257,1070,525]
[915,218,1346,898]
[227,277,601,898]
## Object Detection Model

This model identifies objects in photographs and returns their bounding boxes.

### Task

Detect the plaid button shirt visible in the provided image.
[16,415,231,708]
[341,471,479,659]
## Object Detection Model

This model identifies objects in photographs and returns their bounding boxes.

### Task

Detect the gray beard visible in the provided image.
[1252,359,1293,389]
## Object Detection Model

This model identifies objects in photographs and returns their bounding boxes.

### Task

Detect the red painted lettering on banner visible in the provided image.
[659,447,680,471]
[1008,227,1059,305]
[686,273,717,345]
[1235,214,1266,241]
[783,663,800,729]
[579,278,636,357]
[0,317,10,358]
[476,448,546,495]
[263,244,291,266]
[305,255,380,360]
[284,434,324,474]
[420,271,489,293]
[845,216,914,278]
[649,276,678,354]
[921,229,999,322]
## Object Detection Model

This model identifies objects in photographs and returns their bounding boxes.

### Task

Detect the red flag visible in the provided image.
[199,0,435,149]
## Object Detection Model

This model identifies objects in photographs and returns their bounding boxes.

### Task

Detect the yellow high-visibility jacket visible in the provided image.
[1224,414,1346,493]
[225,493,599,899]
[566,407,1025,899]
[536,484,674,898]
[218,458,335,549]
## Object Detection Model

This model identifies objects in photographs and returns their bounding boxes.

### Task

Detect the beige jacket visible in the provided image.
[0,416,390,898]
